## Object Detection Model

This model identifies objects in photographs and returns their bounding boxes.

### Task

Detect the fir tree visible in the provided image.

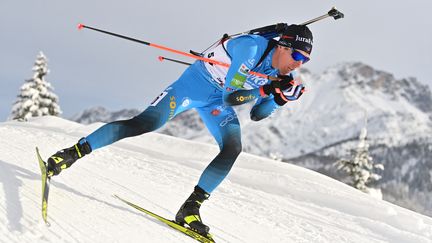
[10,52,62,121]
[335,114,384,195]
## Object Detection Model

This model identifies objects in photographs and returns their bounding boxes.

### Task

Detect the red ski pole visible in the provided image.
[77,24,277,81]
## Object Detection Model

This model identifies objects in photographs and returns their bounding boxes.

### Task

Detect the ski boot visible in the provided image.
[47,138,92,176]
[175,186,211,237]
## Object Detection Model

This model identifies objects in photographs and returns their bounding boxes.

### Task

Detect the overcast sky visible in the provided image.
[1,0,431,121]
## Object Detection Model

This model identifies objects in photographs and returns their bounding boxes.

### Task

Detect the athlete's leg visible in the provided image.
[86,73,200,150]
[175,104,241,234]
[86,89,179,150]
[195,104,242,194]
[46,63,208,175]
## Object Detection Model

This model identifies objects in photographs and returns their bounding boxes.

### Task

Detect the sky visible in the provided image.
[1,116,432,242]
[1,0,431,121]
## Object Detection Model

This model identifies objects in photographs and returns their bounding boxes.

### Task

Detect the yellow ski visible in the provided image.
[113,195,215,243]
[36,147,51,226]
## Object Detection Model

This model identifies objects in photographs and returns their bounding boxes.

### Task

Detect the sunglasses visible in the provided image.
[290,48,310,64]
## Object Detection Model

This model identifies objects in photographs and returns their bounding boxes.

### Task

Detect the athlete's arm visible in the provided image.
[249,73,305,121]
[222,37,264,106]
[224,88,262,106]
[249,97,280,121]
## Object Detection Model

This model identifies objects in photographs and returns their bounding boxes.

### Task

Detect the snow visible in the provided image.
[1,116,432,243]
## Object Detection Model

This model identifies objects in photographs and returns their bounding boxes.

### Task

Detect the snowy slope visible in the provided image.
[2,117,432,243]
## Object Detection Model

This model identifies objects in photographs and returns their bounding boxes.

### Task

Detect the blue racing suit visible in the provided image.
[84,35,292,194]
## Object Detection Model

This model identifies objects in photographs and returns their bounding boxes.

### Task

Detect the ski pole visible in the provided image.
[300,7,344,26]
[77,24,277,81]
[158,56,192,66]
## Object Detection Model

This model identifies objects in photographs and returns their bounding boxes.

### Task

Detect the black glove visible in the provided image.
[261,74,294,96]
[260,74,294,106]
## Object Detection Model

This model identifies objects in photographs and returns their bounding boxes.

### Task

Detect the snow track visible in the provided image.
[1,116,431,242]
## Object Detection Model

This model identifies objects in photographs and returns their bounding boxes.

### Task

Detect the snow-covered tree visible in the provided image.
[269,151,283,161]
[335,113,384,197]
[10,52,62,121]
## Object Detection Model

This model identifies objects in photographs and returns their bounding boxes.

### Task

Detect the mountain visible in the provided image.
[70,62,432,217]
[279,62,432,216]
[70,106,141,124]
[1,116,432,242]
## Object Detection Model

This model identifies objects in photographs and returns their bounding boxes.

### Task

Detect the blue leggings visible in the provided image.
[85,62,242,194]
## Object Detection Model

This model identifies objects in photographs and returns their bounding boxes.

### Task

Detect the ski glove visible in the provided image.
[284,84,305,101]
[259,74,295,106]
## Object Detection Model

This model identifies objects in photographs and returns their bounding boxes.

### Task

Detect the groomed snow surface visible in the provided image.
[1,117,431,243]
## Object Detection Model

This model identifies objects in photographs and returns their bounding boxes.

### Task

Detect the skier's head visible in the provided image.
[272,24,313,74]
[278,24,313,55]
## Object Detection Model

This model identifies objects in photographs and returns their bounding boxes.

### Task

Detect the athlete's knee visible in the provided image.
[116,111,163,136]
[220,138,242,159]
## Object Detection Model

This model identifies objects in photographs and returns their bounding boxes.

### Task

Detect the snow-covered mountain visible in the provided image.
[1,116,432,242]
[279,62,432,216]
[70,62,432,217]
[70,106,141,125]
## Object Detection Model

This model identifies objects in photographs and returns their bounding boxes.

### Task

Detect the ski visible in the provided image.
[36,147,51,226]
[113,194,215,243]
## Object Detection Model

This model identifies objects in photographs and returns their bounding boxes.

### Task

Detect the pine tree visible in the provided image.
[10,52,62,121]
[335,114,384,196]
